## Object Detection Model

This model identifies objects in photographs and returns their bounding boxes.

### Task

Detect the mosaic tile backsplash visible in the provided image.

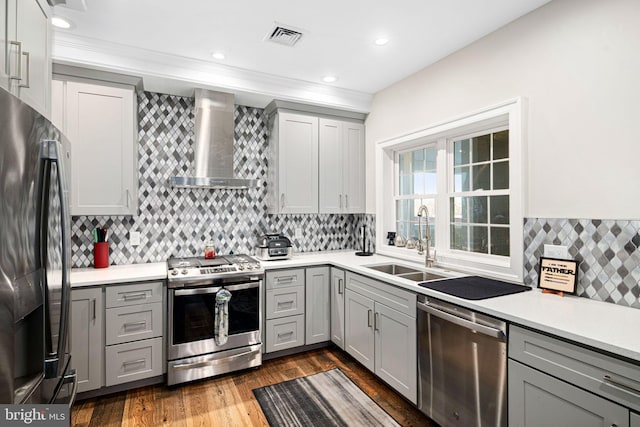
[524,218,640,309]
[71,92,375,267]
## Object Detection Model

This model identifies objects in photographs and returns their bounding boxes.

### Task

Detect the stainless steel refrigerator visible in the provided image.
[0,87,77,405]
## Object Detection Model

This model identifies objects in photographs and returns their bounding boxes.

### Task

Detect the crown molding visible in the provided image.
[52,32,372,112]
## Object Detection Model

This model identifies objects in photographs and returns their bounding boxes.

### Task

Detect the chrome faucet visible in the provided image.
[417,205,435,268]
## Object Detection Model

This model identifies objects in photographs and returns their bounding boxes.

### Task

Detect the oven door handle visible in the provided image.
[174,287,221,296]
[418,301,506,340]
[224,281,260,292]
[172,349,256,370]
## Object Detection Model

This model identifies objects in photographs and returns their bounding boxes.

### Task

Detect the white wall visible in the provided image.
[365,0,640,219]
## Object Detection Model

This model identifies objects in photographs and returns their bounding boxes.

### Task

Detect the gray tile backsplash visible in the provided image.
[524,218,640,309]
[71,92,375,267]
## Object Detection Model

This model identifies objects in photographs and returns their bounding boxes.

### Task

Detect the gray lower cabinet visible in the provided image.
[509,325,640,426]
[265,269,306,352]
[330,267,346,349]
[305,266,330,345]
[344,272,417,404]
[509,360,629,427]
[104,282,164,387]
[631,412,640,427]
[70,287,104,393]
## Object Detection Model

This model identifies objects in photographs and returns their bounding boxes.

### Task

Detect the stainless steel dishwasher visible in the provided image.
[417,295,507,427]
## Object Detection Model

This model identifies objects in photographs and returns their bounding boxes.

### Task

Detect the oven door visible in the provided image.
[167,281,262,361]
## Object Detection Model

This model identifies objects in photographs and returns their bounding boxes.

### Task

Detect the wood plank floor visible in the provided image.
[71,347,435,427]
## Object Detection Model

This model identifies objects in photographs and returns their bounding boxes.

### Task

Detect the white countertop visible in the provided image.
[70,252,640,364]
[71,262,167,287]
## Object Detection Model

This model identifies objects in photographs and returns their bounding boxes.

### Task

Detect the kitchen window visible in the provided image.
[377,98,525,281]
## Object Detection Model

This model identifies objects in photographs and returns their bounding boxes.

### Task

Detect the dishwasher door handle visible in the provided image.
[418,301,506,340]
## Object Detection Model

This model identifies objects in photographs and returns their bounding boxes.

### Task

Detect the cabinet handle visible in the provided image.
[126,189,130,208]
[276,300,294,307]
[345,194,349,209]
[367,309,372,327]
[280,193,285,209]
[92,299,96,320]
[374,312,379,331]
[603,374,640,394]
[277,331,294,338]
[338,278,343,295]
[276,276,296,283]
[123,320,147,330]
[339,194,343,209]
[18,51,30,89]
[122,359,146,371]
[123,292,147,301]
[8,41,22,81]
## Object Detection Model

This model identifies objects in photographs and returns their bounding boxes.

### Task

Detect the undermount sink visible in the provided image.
[366,264,420,275]
[365,263,446,282]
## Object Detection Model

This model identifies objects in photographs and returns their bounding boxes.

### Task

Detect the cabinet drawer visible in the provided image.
[105,302,163,345]
[266,269,305,290]
[345,272,416,318]
[105,281,163,308]
[265,315,305,353]
[105,337,163,387]
[266,286,305,319]
[509,325,640,412]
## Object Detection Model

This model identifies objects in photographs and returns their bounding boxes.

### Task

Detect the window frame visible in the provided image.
[375,98,525,282]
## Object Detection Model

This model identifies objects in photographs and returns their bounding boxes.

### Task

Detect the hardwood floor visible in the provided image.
[71,347,435,427]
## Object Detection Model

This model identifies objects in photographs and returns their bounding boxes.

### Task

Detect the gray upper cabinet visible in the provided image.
[3,0,51,115]
[51,79,138,216]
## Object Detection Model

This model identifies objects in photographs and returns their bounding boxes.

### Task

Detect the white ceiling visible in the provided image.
[52,0,551,111]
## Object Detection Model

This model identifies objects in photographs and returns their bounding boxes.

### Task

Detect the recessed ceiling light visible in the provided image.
[375,37,389,46]
[211,52,225,60]
[322,75,338,83]
[51,16,72,29]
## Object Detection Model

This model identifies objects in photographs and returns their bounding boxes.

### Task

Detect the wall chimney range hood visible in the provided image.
[170,89,259,189]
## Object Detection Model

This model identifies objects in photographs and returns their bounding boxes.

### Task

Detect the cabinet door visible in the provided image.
[343,122,365,213]
[278,113,318,213]
[508,360,629,427]
[319,118,344,213]
[14,0,50,116]
[65,81,137,215]
[374,302,417,404]
[330,267,346,349]
[70,288,104,393]
[631,412,640,427]
[344,289,374,371]
[305,266,330,345]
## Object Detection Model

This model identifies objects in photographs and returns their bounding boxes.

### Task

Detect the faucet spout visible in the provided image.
[417,205,435,268]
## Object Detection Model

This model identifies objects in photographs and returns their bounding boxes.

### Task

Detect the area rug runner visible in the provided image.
[253,368,400,427]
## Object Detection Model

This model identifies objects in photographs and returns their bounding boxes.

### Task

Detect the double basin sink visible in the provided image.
[366,263,446,282]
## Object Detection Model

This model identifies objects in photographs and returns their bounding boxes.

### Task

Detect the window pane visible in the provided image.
[454,166,470,192]
[450,225,468,250]
[490,195,509,224]
[413,172,426,194]
[399,152,411,173]
[400,175,412,195]
[409,222,421,241]
[472,164,490,190]
[470,226,488,254]
[425,172,437,194]
[450,197,464,223]
[396,199,410,221]
[454,139,470,165]
[491,227,510,256]
[493,161,509,190]
[469,196,488,224]
[493,130,509,160]
[472,134,491,162]
[412,149,425,172]
[425,147,437,170]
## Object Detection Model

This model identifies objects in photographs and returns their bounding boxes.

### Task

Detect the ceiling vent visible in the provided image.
[266,24,304,47]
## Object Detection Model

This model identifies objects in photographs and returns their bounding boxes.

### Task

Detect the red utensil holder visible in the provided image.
[93,242,109,268]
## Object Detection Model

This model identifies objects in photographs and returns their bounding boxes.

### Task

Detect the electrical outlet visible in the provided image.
[544,244,568,259]
[295,227,303,239]
[130,231,141,246]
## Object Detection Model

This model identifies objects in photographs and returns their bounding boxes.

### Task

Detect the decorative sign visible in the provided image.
[538,257,578,295]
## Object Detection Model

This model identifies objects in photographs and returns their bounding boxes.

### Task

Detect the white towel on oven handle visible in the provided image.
[214,289,232,345]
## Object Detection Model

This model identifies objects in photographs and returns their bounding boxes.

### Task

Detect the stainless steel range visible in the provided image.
[166,254,264,386]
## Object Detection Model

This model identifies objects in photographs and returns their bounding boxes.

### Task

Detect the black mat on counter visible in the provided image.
[418,276,532,300]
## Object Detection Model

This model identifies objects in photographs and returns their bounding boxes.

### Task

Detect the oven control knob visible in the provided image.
[181,269,188,275]
[238,264,245,270]
[171,270,179,276]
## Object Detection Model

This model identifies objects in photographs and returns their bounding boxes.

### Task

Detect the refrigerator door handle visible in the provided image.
[40,140,72,379]
[62,369,78,408]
